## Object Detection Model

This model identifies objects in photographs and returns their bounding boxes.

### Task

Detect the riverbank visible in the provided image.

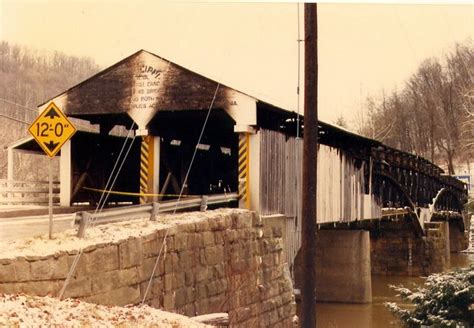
[315,253,474,328]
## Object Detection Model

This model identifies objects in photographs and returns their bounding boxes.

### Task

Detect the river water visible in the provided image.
[315,253,474,328]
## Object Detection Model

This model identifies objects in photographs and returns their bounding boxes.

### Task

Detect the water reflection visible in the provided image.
[315,253,474,328]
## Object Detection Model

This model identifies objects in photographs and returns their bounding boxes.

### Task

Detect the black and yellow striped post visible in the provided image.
[238,133,250,209]
[139,136,154,204]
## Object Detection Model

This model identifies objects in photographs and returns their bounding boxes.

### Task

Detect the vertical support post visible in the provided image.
[76,211,91,238]
[7,147,14,181]
[152,136,160,202]
[248,131,261,212]
[139,135,160,204]
[238,132,250,209]
[140,136,150,204]
[60,140,72,206]
[150,202,159,221]
[48,157,53,239]
[7,147,14,203]
[301,3,318,327]
[200,195,208,212]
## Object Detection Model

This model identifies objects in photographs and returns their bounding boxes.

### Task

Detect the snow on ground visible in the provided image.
[0,208,240,260]
[0,293,210,327]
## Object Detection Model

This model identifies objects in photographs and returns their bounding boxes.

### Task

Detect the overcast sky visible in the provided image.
[1,1,472,128]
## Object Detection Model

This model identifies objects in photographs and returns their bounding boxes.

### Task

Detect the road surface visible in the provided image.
[0,213,75,242]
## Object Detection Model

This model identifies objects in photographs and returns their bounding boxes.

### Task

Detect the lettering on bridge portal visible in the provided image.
[130,63,165,111]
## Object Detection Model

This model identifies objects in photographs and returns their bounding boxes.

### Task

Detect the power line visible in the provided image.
[0,113,30,125]
[0,97,37,111]
[0,97,96,132]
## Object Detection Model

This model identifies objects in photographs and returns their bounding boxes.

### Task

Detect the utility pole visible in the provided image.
[301,3,318,327]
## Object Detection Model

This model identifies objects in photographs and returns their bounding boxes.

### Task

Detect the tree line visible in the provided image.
[357,39,473,175]
[0,41,100,180]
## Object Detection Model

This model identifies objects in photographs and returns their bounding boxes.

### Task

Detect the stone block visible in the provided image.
[149,296,162,309]
[183,303,196,317]
[272,226,283,237]
[207,280,224,296]
[91,270,119,294]
[138,256,164,281]
[195,220,210,232]
[85,285,140,306]
[185,270,194,286]
[208,295,226,313]
[174,233,188,252]
[119,238,143,269]
[186,286,195,303]
[195,298,209,315]
[163,292,175,310]
[164,273,173,292]
[212,264,225,279]
[238,229,252,240]
[187,233,202,249]
[231,212,253,229]
[264,238,283,253]
[178,251,194,270]
[172,272,186,289]
[164,252,179,271]
[0,282,20,294]
[204,246,224,266]
[0,263,16,283]
[13,259,31,282]
[62,277,92,298]
[142,237,164,258]
[0,259,31,283]
[178,221,196,233]
[30,255,68,280]
[72,245,119,275]
[252,214,264,227]
[139,277,163,303]
[174,287,188,307]
[197,283,207,299]
[233,306,252,323]
[202,231,215,246]
[117,267,140,286]
[196,267,208,283]
[214,231,224,245]
[209,216,229,231]
[0,258,11,265]
[19,280,61,297]
[225,229,239,243]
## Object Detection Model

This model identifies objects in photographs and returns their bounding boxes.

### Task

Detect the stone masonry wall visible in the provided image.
[371,221,448,276]
[449,220,470,253]
[0,209,296,327]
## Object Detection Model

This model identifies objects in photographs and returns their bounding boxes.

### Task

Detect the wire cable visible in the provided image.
[141,83,220,305]
[58,126,136,300]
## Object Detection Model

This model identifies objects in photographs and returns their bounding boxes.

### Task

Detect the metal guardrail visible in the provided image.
[0,179,60,205]
[74,192,239,238]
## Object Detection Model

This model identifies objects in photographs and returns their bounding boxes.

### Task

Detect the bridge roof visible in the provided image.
[35,49,444,174]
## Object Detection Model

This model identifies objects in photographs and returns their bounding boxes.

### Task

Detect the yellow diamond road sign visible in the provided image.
[28,102,76,157]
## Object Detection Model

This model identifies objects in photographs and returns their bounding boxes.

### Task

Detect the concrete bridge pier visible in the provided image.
[294,230,372,303]
[370,220,449,276]
[449,219,470,253]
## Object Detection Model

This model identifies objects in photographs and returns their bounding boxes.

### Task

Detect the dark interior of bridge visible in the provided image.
[69,108,238,204]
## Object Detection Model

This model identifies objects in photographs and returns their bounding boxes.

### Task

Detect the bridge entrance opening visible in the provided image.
[149,109,238,200]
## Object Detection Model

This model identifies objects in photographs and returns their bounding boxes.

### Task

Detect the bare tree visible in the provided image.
[360,40,473,174]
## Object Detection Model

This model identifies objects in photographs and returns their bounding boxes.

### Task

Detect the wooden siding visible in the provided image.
[259,129,382,224]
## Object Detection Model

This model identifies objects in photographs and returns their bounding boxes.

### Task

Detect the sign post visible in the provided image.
[28,102,76,239]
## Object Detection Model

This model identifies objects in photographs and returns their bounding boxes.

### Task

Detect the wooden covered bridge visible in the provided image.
[6,49,469,302]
